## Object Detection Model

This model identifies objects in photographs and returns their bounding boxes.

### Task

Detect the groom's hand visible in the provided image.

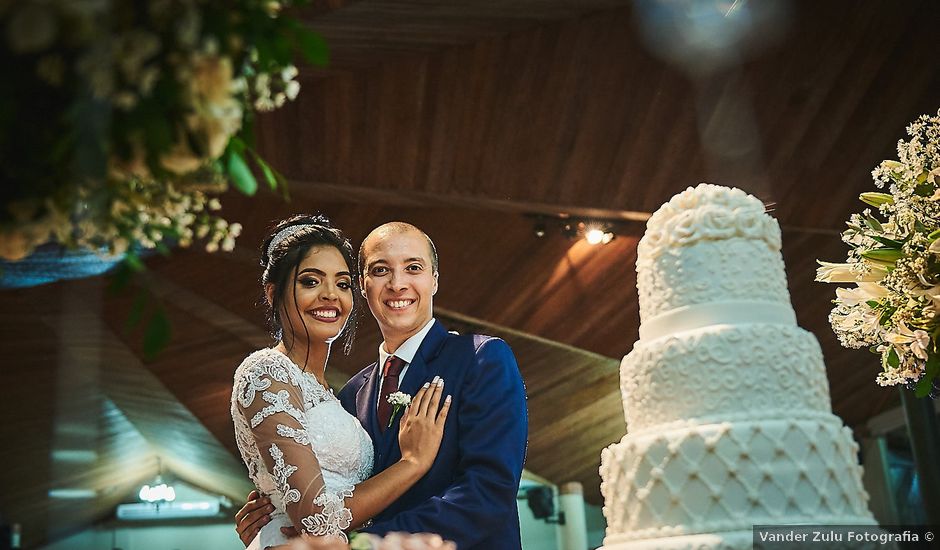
[235,490,274,546]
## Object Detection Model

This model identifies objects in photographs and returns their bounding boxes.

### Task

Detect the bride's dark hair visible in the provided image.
[260,213,359,364]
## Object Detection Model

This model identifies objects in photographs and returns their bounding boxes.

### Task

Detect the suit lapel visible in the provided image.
[376,320,450,465]
[355,362,383,444]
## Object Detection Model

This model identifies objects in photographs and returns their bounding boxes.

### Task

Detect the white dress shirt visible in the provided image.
[376,318,436,406]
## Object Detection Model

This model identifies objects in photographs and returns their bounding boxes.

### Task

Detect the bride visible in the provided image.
[231,214,450,549]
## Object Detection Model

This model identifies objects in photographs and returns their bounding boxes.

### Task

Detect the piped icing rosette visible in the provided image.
[635,184,791,326]
[637,184,781,262]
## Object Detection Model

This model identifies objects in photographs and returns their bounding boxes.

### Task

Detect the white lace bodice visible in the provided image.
[231,348,373,542]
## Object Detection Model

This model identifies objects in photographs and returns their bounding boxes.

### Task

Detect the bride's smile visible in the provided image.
[272,244,354,356]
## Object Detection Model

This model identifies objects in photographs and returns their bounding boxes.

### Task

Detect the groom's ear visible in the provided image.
[432,271,439,296]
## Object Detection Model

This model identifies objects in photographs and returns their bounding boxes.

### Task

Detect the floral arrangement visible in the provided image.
[386,391,412,428]
[817,109,940,398]
[0,0,326,261]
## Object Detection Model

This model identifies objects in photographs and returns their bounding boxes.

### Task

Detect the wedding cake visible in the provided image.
[599,184,876,549]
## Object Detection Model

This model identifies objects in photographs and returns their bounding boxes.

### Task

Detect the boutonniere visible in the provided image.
[387,391,412,428]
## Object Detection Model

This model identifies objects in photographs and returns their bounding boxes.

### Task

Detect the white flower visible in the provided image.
[160,136,202,175]
[928,167,940,185]
[189,54,243,159]
[834,282,888,307]
[285,80,300,100]
[386,391,412,428]
[816,261,886,283]
[254,96,275,111]
[255,73,271,96]
[281,65,298,81]
[885,323,931,361]
[387,391,411,407]
[829,302,881,348]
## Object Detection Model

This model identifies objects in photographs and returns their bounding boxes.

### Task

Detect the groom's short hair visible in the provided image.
[359,222,439,275]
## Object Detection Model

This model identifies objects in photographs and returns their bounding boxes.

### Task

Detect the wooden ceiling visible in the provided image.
[3,0,940,547]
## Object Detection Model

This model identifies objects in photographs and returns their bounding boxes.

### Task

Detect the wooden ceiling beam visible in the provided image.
[286,179,654,223]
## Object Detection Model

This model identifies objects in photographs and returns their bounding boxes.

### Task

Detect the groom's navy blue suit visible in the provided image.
[338,320,528,550]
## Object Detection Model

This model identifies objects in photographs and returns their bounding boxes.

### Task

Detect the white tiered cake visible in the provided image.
[599,184,876,550]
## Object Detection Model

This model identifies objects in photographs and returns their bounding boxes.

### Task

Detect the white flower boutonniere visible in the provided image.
[387,391,412,428]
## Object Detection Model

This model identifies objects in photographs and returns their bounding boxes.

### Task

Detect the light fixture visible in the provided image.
[117,500,220,520]
[139,459,176,503]
[585,228,606,245]
[526,213,623,245]
[139,478,176,503]
[533,218,547,238]
[48,488,97,499]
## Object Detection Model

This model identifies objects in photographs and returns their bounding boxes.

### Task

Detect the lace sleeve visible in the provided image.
[235,359,354,541]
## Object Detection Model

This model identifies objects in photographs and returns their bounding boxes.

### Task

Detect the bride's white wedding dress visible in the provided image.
[231,348,374,548]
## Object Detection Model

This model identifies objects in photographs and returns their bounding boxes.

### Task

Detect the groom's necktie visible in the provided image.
[377,355,406,432]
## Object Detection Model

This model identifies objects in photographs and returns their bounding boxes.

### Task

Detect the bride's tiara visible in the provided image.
[266,223,318,260]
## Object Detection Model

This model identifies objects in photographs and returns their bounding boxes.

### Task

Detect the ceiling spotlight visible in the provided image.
[585,228,606,245]
[562,223,578,239]
[533,220,547,238]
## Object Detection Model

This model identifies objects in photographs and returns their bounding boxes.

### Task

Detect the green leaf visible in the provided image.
[914,352,937,398]
[126,289,149,331]
[143,307,171,361]
[865,300,881,309]
[108,261,134,294]
[879,305,896,326]
[915,376,932,397]
[227,149,258,196]
[292,27,329,67]
[256,156,278,190]
[245,148,278,190]
[108,254,144,294]
[886,347,900,368]
[928,229,940,241]
[255,32,294,68]
[861,248,904,264]
[124,253,145,272]
[229,135,247,155]
[914,183,934,197]
[871,236,905,249]
[859,192,894,207]
[864,216,883,233]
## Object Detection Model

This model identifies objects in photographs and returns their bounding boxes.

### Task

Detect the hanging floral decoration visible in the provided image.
[0,0,327,262]
[816,109,940,398]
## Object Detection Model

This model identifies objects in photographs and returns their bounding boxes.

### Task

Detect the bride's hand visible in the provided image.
[398,377,450,471]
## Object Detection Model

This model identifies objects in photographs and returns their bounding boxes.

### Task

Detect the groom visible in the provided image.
[236,222,529,549]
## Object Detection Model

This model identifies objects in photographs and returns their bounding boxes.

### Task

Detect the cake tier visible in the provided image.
[637,236,791,323]
[636,184,788,322]
[599,416,874,545]
[601,529,889,550]
[601,530,754,550]
[621,324,832,432]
